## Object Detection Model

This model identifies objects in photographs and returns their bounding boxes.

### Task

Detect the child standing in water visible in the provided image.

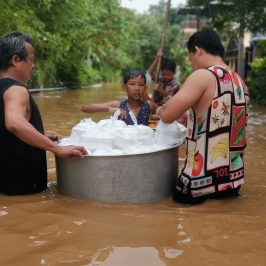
[148,49,180,106]
[81,69,158,126]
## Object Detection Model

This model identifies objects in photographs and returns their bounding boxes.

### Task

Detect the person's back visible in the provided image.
[176,65,248,203]
[156,28,248,204]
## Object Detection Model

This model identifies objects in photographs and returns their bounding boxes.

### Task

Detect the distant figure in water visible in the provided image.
[147,49,180,106]
[82,69,158,126]
[0,31,87,195]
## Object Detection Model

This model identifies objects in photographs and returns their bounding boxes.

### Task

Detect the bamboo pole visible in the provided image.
[154,0,172,83]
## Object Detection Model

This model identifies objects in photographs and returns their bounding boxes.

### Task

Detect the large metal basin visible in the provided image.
[56,146,178,203]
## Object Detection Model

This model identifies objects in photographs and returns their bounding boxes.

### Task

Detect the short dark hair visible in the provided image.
[161,58,176,72]
[0,31,33,71]
[187,27,224,58]
[123,69,146,84]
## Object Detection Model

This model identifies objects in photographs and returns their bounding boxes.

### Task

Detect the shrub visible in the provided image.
[247,57,266,105]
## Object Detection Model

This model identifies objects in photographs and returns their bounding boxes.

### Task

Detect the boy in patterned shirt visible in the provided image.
[147,49,180,106]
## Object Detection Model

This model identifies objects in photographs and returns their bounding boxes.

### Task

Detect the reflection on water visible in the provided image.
[88,247,168,266]
[0,84,266,266]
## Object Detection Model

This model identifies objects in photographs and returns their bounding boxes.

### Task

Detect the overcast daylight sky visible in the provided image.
[121,0,187,13]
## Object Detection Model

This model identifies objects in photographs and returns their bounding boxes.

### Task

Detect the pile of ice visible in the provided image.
[59,115,186,156]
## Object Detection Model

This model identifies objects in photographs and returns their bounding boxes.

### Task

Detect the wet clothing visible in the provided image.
[154,78,180,106]
[175,66,248,203]
[0,78,47,195]
[119,100,151,126]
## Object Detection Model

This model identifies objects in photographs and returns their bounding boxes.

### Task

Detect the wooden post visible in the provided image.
[154,0,172,83]
[237,20,245,79]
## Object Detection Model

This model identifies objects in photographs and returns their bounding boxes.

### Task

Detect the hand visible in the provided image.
[163,95,172,102]
[118,109,127,120]
[156,49,163,57]
[151,114,160,120]
[55,145,88,159]
[108,107,127,120]
[108,107,119,113]
[156,106,162,117]
[168,91,175,96]
[153,84,160,92]
[46,131,63,142]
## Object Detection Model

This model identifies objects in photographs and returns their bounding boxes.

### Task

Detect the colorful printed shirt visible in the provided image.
[176,66,249,198]
[119,100,151,126]
[154,78,180,106]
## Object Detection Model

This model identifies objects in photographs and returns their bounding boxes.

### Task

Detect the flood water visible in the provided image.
[1,83,266,266]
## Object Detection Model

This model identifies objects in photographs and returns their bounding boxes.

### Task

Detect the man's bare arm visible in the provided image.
[4,86,87,158]
[157,69,216,123]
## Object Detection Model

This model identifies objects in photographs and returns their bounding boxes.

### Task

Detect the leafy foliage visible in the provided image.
[185,0,266,98]
[187,0,266,34]
[0,0,190,88]
[247,57,266,104]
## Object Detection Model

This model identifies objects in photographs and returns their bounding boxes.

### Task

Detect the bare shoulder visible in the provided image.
[3,85,29,102]
[185,69,215,84]
[181,69,216,93]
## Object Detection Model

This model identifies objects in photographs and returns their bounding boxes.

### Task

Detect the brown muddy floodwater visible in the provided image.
[0,83,266,266]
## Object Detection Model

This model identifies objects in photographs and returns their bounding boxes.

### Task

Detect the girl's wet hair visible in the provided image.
[123,69,146,84]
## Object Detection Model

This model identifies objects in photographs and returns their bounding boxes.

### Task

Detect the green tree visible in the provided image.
[187,0,266,77]
[247,58,266,104]
[0,0,135,88]
[0,0,192,88]
[144,1,192,82]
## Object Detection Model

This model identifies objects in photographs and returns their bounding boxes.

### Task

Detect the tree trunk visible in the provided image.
[237,20,245,78]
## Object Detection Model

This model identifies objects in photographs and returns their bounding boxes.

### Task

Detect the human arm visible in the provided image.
[4,86,87,159]
[148,100,160,120]
[169,83,180,96]
[81,100,128,120]
[148,100,159,115]
[152,83,169,97]
[156,69,216,123]
[147,49,163,80]
[152,82,180,100]
[81,101,120,114]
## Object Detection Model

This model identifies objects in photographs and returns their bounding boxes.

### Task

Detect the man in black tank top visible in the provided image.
[0,31,87,195]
